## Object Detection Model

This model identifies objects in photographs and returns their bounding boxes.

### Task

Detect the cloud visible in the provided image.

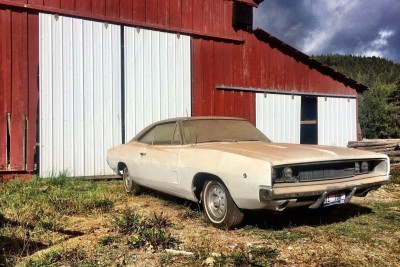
[254,0,400,63]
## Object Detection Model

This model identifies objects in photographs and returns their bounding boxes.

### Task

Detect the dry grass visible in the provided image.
[0,174,399,266]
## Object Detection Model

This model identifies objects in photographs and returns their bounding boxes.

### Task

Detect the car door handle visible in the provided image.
[140,152,146,157]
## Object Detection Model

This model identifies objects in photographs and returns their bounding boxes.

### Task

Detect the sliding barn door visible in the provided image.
[39,13,122,177]
[124,27,191,139]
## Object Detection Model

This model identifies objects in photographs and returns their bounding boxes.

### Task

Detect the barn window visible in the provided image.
[232,2,253,30]
[300,96,318,144]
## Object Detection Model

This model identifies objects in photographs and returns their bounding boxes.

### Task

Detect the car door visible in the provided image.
[137,122,182,195]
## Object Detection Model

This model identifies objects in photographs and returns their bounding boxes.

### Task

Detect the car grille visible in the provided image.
[296,162,356,182]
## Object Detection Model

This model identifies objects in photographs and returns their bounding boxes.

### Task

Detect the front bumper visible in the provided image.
[257,174,391,211]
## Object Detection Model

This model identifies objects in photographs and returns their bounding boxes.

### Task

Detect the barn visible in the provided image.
[0,0,367,178]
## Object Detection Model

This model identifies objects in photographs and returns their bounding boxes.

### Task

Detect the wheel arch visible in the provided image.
[192,172,227,202]
[117,162,127,176]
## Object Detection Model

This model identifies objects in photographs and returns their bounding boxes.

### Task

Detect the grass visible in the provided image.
[0,172,399,266]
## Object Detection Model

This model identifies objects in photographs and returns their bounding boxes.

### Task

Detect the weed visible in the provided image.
[229,246,277,266]
[390,169,400,184]
[180,208,201,220]
[113,209,179,251]
[22,250,61,267]
[112,209,144,234]
[273,230,310,241]
[91,198,114,212]
[148,212,171,229]
[99,235,115,246]
[129,228,179,250]
[159,253,175,266]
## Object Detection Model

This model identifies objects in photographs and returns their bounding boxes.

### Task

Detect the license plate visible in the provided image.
[323,192,346,207]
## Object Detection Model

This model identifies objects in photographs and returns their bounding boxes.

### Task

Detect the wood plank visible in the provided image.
[61,0,75,10]
[158,0,169,26]
[91,0,105,15]
[213,41,224,116]
[223,0,234,36]
[145,0,158,23]
[43,0,60,8]
[202,39,214,115]
[232,43,244,118]
[75,0,92,13]
[0,8,12,170]
[169,0,181,28]
[105,0,119,18]
[191,38,203,116]
[28,0,43,5]
[26,12,38,171]
[202,0,210,33]
[132,0,146,22]
[223,43,234,116]
[120,0,133,20]
[192,0,203,31]
[10,10,28,170]
[181,0,192,29]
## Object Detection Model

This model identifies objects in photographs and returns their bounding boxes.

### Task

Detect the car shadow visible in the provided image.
[242,203,373,230]
[137,189,373,230]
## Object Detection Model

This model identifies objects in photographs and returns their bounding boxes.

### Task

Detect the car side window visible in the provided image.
[153,122,180,145]
[138,127,157,144]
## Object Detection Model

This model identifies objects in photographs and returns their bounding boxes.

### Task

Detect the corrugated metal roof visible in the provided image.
[253,28,368,93]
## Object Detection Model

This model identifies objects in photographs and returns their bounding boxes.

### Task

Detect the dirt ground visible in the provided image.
[9,179,397,267]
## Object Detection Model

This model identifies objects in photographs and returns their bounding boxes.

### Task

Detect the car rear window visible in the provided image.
[182,119,270,144]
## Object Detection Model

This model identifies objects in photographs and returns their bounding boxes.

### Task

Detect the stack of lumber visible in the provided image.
[348,139,400,168]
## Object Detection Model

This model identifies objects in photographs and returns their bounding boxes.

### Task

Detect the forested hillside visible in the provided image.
[313,54,400,139]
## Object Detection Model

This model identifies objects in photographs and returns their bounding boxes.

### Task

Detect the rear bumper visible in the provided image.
[239,174,391,211]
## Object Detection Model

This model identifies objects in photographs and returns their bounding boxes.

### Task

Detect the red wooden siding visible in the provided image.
[0,6,38,171]
[0,0,238,39]
[191,32,357,124]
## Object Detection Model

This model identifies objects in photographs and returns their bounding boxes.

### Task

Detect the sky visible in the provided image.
[254,0,400,63]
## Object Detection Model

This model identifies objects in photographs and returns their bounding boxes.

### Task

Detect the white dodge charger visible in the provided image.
[107,117,391,229]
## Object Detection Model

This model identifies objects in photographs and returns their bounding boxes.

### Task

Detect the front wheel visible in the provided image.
[202,180,244,229]
[123,166,142,195]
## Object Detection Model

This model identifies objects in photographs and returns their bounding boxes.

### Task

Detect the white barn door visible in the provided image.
[124,27,191,139]
[39,14,122,177]
[256,93,301,143]
[318,97,357,147]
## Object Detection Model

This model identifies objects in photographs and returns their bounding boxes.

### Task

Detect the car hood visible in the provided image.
[193,141,386,166]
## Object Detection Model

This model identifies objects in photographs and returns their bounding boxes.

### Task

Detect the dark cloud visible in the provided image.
[254,0,400,63]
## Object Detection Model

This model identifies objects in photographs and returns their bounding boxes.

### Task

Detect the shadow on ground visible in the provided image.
[243,203,372,230]
[135,188,373,230]
[0,213,84,266]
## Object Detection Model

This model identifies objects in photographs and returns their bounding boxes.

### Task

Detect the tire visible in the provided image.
[202,180,244,229]
[122,166,142,195]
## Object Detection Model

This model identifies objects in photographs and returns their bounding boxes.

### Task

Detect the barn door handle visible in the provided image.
[140,152,146,157]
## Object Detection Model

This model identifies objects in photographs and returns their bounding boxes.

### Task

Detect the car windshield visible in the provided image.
[182,119,270,144]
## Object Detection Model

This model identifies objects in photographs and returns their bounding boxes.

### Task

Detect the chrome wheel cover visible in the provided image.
[206,184,227,221]
[123,168,133,191]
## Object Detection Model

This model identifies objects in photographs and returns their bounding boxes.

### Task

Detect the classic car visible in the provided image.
[107,117,391,229]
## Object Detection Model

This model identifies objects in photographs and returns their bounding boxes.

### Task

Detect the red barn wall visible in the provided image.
[0,6,39,171]
[0,0,239,39]
[191,32,358,124]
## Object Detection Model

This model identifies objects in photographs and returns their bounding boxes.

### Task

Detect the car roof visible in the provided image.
[131,116,246,141]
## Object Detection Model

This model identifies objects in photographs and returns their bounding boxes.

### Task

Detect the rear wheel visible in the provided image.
[123,166,142,195]
[202,180,244,229]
